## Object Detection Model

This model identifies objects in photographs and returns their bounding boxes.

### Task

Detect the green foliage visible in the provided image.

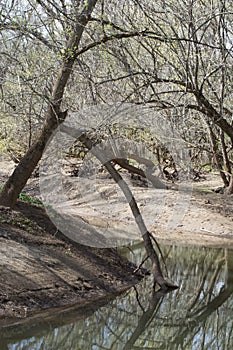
[0,185,42,206]
[0,209,44,234]
[19,193,43,206]
[0,213,31,228]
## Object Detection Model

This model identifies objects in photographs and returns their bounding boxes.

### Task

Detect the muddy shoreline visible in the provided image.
[0,202,144,326]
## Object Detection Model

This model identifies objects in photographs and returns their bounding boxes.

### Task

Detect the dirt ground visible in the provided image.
[0,202,144,326]
[0,161,146,327]
[0,160,232,326]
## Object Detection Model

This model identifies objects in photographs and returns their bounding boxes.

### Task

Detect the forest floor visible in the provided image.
[0,160,232,326]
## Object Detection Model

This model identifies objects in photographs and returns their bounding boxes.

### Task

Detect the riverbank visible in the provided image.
[0,160,233,325]
[0,202,144,325]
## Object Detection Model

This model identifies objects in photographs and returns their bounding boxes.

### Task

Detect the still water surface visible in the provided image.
[1,243,233,350]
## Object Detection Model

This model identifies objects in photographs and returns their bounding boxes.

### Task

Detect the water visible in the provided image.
[1,244,233,350]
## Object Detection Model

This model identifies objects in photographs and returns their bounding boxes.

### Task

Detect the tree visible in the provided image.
[0,0,176,289]
[78,0,233,191]
[0,0,99,207]
[2,0,232,201]
[0,0,232,288]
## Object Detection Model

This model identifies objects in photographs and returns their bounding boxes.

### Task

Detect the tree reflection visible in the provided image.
[170,248,233,350]
[122,248,233,350]
[111,249,233,350]
[122,288,169,350]
[4,247,233,350]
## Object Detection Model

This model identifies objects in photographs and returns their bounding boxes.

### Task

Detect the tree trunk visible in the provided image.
[195,90,233,144]
[112,158,167,189]
[206,122,229,187]
[0,0,98,208]
[225,175,233,195]
[61,125,177,289]
[220,130,232,182]
[0,109,66,207]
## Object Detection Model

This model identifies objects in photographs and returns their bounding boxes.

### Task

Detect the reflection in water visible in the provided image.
[2,245,233,350]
